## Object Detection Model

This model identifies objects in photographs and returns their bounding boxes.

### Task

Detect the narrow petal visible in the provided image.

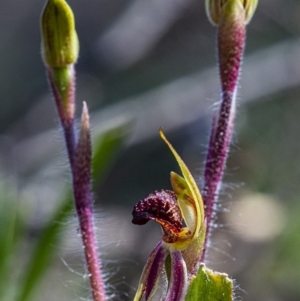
[145,244,167,300]
[159,129,204,239]
[133,242,166,301]
[165,250,188,301]
[170,172,197,237]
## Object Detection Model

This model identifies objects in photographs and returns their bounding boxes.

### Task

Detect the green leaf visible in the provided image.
[185,264,233,301]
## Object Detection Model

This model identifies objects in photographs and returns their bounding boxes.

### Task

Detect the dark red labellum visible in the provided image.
[132,190,183,243]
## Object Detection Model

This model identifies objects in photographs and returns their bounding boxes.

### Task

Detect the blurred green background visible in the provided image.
[0,0,300,300]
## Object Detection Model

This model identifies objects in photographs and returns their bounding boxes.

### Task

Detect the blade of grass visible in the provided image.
[0,186,20,300]
[17,193,73,301]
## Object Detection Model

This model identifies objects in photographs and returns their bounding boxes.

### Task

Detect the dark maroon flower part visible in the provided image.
[132,190,183,243]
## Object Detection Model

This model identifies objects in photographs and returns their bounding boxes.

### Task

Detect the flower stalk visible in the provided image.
[201,0,258,261]
[46,66,76,165]
[41,1,107,300]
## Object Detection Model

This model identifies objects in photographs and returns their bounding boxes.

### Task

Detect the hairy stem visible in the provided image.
[201,12,246,262]
[48,68,107,300]
[47,66,76,165]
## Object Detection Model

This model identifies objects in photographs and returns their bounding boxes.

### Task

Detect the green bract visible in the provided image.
[185,264,233,301]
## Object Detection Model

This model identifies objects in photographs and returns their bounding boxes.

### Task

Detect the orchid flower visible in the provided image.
[132,129,206,301]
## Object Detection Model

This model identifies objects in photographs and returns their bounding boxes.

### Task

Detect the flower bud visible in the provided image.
[41,0,79,67]
[205,0,258,26]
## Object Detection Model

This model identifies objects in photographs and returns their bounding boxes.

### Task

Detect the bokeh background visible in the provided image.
[0,0,300,300]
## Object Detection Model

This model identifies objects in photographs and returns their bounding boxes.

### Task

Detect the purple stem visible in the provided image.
[63,123,76,166]
[48,69,107,300]
[47,67,76,166]
[201,14,246,262]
